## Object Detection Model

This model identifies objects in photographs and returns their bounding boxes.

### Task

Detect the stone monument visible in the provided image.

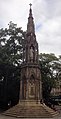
[20,3,42,102]
[3,4,59,118]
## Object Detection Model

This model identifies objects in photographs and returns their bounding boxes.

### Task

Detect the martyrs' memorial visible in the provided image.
[3,4,58,118]
[20,3,42,102]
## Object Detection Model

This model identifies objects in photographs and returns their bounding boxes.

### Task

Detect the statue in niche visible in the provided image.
[30,46,34,61]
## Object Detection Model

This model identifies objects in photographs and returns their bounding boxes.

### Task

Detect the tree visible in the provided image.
[0,21,25,65]
[0,22,25,108]
[39,53,59,102]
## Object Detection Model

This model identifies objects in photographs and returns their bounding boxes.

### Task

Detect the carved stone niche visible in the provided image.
[29,75,35,99]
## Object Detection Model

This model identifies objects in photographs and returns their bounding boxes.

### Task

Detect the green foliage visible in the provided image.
[39,53,61,101]
[0,21,25,66]
[0,22,25,108]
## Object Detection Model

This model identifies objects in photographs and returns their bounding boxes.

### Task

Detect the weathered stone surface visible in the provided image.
[20,4,42,102]
[3,101,59,118]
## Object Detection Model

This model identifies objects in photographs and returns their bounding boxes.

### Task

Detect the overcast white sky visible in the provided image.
[0,0,61,56]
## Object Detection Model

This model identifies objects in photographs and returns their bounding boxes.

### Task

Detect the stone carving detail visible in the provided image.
[29,75,35,98]
[30,46,35,63]
[30,46,34,60]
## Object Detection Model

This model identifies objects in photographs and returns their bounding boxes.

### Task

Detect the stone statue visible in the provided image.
[30,47,34,60]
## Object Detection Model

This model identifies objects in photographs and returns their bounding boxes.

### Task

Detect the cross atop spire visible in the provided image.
[27,3,35,34]
[29,3,32,9]
[29,3,32,16]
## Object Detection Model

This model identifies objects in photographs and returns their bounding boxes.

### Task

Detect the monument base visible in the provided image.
[3,100,59,118]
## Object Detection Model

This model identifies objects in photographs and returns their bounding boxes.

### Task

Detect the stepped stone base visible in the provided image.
[3,100,59,118]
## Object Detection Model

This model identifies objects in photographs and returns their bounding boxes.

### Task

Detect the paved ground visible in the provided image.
[0,105,61,119]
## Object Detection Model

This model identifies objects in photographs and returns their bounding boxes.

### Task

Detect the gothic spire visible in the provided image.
[29,3,32,17]
[27,4,35,34]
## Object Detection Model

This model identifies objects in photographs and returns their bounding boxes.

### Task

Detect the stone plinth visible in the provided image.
[3,100,59,118]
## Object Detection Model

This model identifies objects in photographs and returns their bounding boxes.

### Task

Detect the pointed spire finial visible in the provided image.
[29,3,32,17]
[27,3,35,34]
[29,3,32,9]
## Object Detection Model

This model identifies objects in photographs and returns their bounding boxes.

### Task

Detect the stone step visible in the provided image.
[42,104,59,117]
[3,102,59,118]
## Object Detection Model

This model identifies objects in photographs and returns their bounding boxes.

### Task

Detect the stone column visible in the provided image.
[40,80,42,100]
[35,80,38,100]
[20,80,22,100]
[26,79,29,99]
[38,82,40,100]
